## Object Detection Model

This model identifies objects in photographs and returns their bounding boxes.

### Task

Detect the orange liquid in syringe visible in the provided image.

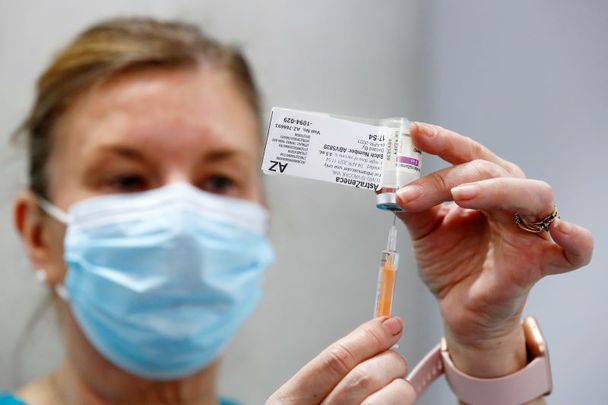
[375,255,397,317]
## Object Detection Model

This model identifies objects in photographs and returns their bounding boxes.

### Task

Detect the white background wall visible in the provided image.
[1,1,605,404]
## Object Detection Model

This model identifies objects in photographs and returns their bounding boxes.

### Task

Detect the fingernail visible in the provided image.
[556,218,572,234]
[451,184,480,200]
[397,185,422,203]
[383,316,403,336]
[416,122,436,138]
[410,121,421,134]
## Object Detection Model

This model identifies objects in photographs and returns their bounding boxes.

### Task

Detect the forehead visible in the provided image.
[53,65,260,163]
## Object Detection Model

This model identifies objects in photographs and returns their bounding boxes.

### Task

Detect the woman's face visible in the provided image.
[33,65,263,282]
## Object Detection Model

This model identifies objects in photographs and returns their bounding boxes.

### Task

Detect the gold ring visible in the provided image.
[514,207,559,233]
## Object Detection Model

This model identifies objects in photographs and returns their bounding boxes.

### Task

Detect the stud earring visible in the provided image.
[35,269,48,283]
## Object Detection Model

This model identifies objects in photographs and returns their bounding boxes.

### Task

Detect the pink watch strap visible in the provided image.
[407,342,552,404]
[407,344,444,396]
[440,348,551,405]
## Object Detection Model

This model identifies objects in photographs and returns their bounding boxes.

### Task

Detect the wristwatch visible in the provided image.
[407,317,552,405]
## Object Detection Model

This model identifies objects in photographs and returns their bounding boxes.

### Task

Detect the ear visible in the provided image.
[14,190,67,285]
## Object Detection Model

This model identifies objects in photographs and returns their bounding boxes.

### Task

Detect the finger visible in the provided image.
[270,317,403,403]
[396,159,510,212]
[322,350,408,405]
[542,219,594,276]
[411,122,524,177]
[361,378,417,405]
[450,178,555,217]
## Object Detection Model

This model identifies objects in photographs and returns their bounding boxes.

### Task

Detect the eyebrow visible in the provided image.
[96,144,253,167]
[95,145,149,162]
[203,148,245,163]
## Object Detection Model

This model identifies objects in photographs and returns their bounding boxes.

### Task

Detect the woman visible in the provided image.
[3,17,593,405]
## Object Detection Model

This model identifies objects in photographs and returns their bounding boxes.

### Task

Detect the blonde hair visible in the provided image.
[15,17,260,198]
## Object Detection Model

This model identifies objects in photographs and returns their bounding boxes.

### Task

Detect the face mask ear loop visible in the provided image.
[54,284,70,301]
[35,201,71,300]
[37,197,70,224]
[34,268,70,300]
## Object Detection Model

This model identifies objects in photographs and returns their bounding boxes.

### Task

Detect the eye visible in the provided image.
[106,174,148,192]
[202,175,236,195]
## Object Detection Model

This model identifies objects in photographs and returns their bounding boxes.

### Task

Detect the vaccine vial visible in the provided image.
[376,118,421,211]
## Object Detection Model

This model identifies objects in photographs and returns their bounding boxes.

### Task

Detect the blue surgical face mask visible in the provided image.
[39,183,274,380]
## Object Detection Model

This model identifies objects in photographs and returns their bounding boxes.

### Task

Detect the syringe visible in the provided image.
[374,215,399,318]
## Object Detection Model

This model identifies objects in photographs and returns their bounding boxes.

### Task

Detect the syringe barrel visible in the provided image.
[374,250,400,317]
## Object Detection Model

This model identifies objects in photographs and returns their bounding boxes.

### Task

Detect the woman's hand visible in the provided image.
[266,317,416,405]
[397,122,594,377]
